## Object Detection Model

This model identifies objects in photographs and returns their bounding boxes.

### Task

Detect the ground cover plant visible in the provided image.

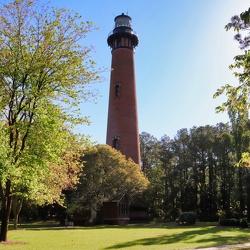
[0,222,249,250]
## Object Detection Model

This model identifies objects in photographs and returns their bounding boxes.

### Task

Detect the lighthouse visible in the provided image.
[106,13,140,165]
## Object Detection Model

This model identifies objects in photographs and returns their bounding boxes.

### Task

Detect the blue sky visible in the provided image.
[54,0,249,143]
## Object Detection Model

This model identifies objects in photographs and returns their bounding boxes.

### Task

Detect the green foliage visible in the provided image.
[0,0,100,241]
[214,8,250,115]
[144,165,166,219]
[141,133,178,220]
[140,121,250,222]
[240,218,249,228]
[0,0,99,200]
[140,132,161,176]
[176,212,197,225]
[213,8,250,223]
[69,144,149,222]
[214,8,250,119]
[218,218,248,228]
[240,152,250,167]
[219,218,240,227]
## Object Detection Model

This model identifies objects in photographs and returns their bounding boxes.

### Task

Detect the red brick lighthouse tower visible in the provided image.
[106,13,140,165]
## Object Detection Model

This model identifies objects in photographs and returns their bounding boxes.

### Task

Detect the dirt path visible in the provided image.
[195,242,250,249]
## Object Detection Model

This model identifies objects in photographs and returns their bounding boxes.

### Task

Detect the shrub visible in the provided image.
[219,218,249,228]
[177,212,197,225]
[240,218,249,228]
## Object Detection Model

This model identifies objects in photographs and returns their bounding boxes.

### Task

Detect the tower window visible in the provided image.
[113,136,120,150]
[116,38,121,47]
[114,83,121,97]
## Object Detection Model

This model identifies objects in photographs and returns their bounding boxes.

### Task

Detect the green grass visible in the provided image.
[0,222,249,250]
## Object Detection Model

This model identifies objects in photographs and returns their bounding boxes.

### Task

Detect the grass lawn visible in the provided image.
[0,222,249,250]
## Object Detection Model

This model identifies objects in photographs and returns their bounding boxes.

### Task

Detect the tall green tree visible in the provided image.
[11,134,84,229]
[214,8,250,219]
[140,132,166,219]
[71,145,149,224]
[0,0,99,241]
[172,129,194,213]
[140,123,249,221]
[228,111,249,217]
[140,132,161,175]
[214,8,250,114]
[189,126,218,220]
[158,135,176,219]
[213,123,235,215]
[214,8,250,162]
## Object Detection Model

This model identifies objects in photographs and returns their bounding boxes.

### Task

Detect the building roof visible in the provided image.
[107,192,129,203]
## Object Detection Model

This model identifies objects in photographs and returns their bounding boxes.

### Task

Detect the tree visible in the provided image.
[189,125,219,220]
[70,144,149,224]
[158,135,176,219]
[141,124,249,222]
[140,132,161,175]
[213,8,250,163]
[11,134,84,229]
[213,123,235,216]
[143,165,165,219]
[171,128,194,214]
[228,110,249,217]
[214,8,250,220]
[214,8,250,114]
[0,0,100,241]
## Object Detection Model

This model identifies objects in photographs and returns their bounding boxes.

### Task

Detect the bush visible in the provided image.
[218,218,249,227]
[176,212,197,225]
[240,218,249,228]
[219,218,238,226]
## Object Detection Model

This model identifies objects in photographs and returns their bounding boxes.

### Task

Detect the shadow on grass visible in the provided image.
[103,226,250,249]
[11,221,245,229]
[13,221,214,231]
[12,221,131,231]
[12,221,250,249]
[10,221,61,230]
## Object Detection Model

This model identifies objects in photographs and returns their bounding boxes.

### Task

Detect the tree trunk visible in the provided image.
[12,196,23,230]
[88,207,97,224]
[247,170,250,221]
[0,180,12,242]
[238,167,245,217]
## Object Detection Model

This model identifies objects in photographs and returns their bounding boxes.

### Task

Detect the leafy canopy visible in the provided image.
[214,8,250,114]
[0,0,100,204]
[213,8,250,166]
[70,144,149,213]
